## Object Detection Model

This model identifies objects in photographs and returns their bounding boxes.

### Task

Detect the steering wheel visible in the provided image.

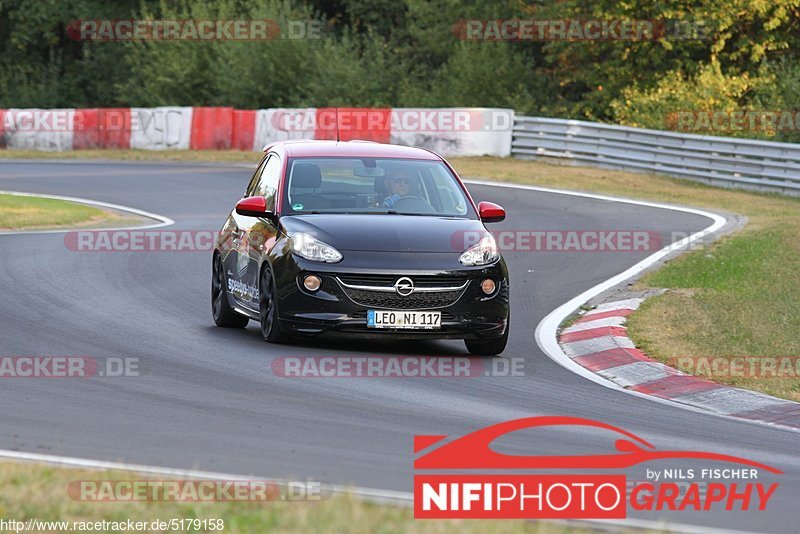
[391,195,436,213]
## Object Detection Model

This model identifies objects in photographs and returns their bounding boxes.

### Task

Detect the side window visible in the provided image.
[257,154,282,211]
[245,155,269,197]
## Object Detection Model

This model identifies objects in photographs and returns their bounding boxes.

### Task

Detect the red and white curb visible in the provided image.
[559,299,800,430]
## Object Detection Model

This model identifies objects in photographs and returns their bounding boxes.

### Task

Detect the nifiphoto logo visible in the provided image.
[414,417,781,519]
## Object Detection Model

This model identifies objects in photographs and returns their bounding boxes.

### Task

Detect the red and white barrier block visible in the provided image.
[389,108,513,157]
[0,107,514,157]
[1,109,79,151]
[559,299,800,430]
[130,107,193,150]
[253,108,317,149]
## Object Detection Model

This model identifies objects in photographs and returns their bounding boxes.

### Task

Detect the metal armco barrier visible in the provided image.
[512,116,800,196]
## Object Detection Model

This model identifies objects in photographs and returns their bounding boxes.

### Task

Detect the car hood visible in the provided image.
[280,214,489,253]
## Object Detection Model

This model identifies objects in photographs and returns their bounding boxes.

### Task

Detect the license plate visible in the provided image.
[367,310,441,329]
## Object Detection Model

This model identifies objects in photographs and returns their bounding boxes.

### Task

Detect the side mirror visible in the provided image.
[478,201,505,223]
[235,196,270,218]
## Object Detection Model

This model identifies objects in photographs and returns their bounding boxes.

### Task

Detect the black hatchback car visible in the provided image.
[212,140,509,355]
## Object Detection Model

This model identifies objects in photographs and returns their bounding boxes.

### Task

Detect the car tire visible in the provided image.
[464,321,509,356]
[259,265,289,343]
[212,254,249,328]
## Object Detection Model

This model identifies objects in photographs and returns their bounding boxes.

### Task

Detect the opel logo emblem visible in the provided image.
[394,277,414,296]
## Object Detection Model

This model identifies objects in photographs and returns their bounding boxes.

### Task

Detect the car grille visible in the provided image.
[335,274,470,310]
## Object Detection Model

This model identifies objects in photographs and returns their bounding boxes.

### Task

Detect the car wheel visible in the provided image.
[212,254,249,328]
[259,265,288,343]
[464,321,509,356]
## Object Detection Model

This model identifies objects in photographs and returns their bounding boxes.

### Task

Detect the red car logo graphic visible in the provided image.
[414,416,782,473]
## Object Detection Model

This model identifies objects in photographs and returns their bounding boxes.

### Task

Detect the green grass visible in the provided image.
[643,229,788,291]
[0,194,129,231]
[0,462,590,534]
[626,226,800,401]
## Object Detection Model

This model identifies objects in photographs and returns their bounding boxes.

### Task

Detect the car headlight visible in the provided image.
[459,233,499,266]
[291,232,342,263]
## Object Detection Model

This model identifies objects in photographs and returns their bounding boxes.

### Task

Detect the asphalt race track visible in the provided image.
[1,161,797,532]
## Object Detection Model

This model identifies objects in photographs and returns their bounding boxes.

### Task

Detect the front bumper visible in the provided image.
[274,255,509,340]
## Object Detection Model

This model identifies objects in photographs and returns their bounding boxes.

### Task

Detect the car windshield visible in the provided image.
[283,157,475,217]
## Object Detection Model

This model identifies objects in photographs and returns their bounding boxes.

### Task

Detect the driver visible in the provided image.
[383,168,417,208]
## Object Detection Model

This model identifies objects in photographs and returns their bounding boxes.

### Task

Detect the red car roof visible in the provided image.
[270,140,442,160]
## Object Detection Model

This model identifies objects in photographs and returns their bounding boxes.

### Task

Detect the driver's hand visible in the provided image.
[383,194,401,208]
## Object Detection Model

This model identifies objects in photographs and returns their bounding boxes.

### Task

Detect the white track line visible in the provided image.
[0,190,174,234]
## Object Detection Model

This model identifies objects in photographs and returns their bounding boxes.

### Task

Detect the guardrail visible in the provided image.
[512,116,800,196]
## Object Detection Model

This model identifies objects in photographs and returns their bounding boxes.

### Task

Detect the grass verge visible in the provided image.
[0,194,137,231]
[0,462,586,533]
